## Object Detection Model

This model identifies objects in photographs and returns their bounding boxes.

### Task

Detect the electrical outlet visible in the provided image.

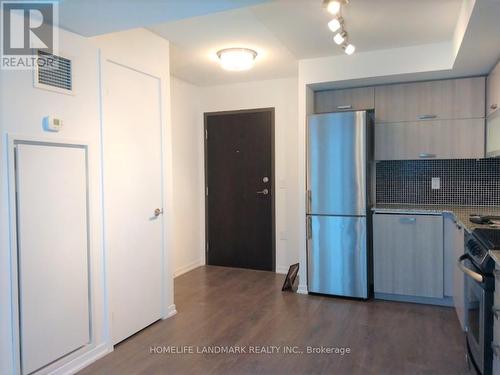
[431,177,441,190]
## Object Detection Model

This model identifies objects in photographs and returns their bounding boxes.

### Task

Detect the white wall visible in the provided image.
[0,27,107,375]
[170,77,205,276]
[0,27,175,374]
[170,77,299,275]
[200,78,299,273]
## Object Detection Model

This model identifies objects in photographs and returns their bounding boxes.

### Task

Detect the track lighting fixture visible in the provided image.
[323,0,355,55]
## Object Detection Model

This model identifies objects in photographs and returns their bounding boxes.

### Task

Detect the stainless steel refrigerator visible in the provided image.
[306,111,371,299]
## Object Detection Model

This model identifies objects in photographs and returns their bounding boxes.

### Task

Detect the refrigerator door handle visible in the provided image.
[307,216,312,240]
[306,190,312,213]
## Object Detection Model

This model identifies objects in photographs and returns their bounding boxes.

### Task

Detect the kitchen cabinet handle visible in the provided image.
[491,104,498,110]
[337,105,352,110]
[493,306,500,320]
[418,114,438,120]
[492,343,500,358]
[399,217,416,224]
[419,153,437,159]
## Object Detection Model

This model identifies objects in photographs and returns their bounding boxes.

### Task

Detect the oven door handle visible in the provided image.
[458,254,484,283]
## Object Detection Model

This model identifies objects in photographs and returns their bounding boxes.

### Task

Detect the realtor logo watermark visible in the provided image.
[1,0,58,69]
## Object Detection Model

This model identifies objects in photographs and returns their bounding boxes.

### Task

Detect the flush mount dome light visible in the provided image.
[216,48,258,71]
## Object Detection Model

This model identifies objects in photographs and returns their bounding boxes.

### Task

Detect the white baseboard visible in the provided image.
[49,342,111,375]
[276,266,289,274]
[297,284,308,295]
[173,258,204,277]
[163,304,177,319]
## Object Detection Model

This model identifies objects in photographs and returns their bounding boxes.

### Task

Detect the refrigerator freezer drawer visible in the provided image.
[307,215,368,298]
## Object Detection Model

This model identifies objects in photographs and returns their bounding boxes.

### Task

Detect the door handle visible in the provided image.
[458,254,483,283]
[399,217,416,224]
[419,153,437,159]
[418,114,438,120]
[256,188,269,195]
[307,216,312,240]
[306,190,312,213]
[154,208,163,217]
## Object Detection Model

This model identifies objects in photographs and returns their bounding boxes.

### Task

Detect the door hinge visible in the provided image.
[205,187,208,196]
[205,129,208,140]
[206,242,209,253]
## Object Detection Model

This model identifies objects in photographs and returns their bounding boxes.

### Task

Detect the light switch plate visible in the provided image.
[431,177,441,190]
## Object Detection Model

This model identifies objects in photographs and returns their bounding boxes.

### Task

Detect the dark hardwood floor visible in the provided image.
[78,266,468,375]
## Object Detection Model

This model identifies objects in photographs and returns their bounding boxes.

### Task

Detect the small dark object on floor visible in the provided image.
[282,263,299,292]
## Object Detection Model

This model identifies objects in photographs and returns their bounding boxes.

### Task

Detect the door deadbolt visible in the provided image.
[263,176,269,183]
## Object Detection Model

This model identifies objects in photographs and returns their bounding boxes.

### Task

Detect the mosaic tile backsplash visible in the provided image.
[376,159,500,206]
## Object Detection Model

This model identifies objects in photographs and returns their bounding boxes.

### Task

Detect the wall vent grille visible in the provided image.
[35,51,73,93]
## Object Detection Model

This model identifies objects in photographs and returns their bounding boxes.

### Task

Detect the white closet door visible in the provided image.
[16,143,90,375]
[102,61,163,345]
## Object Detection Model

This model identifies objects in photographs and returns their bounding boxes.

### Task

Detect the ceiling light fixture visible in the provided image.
[327,18,342,32]
[344,43,356,55]
[333,31,346,45]
[324,0,349,15]
[216,48,257,71]
[326,1,341,15]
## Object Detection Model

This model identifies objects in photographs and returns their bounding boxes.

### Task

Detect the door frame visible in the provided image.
[203,107,276,272]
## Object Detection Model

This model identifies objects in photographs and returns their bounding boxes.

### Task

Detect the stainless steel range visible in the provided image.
[459,228,499,375]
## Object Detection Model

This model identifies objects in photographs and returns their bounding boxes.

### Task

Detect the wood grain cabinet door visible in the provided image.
[375,118,485,160]
[487,60,500,117]
[314,87,374,113]
[373,214,444,299]
[375,77,485,123]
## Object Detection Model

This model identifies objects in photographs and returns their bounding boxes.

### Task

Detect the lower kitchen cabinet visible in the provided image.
[373,213,444,299]
[375,118,485,160]
[444,214,466,330]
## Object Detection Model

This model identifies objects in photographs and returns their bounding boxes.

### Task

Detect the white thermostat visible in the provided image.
[43,116,63,132]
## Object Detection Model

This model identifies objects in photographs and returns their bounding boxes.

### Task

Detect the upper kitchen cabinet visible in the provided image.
[375,118,485,160]
[314,87,375,113]
[375,77,485,123]
[487,60,500,117]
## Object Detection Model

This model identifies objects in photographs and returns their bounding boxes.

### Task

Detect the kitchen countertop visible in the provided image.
[372,204,500,232]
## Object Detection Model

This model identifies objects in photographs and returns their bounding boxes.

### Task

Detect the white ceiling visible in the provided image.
[149,7,298,86]
[149,0,464,85]
[250,0,462,59]
[58,0,270,37]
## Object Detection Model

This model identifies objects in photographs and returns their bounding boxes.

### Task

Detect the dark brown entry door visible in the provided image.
[205,108,274,271]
